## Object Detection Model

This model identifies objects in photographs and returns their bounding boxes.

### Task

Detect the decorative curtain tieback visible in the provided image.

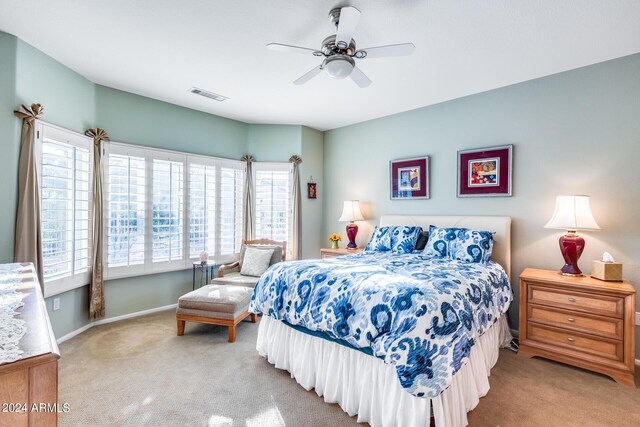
[241,154,254,164]
[289,155,302,165]
[85,128,110,143]
[14,103,44,123]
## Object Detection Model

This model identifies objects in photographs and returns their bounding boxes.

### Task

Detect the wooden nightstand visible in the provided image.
[320,248,364,259]
[518,268,636,387]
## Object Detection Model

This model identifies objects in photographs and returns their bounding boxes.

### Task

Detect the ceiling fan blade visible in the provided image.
[356,43,416,59]
[267,43,321,56]
[350,66,371,88]
[293,65,323,85]
[335,6,361,49]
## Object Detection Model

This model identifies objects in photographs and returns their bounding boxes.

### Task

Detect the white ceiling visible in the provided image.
[1,1,639,131]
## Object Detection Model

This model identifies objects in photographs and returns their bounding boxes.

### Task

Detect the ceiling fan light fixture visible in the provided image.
[323,55,355,79]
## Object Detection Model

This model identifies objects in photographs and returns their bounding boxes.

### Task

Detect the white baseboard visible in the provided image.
[56,323,94,344]
[56,304,177,344]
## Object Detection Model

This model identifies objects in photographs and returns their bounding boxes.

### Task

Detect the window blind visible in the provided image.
[219,167,244,255]
[254,164,291,242]
[38,123,93,296]
[106,153,146,270]
[104,143,245,278]
[188,163,216,259]
[152,159,184,263]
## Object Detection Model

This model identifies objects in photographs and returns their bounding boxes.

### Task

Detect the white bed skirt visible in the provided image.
[256,316,512,427]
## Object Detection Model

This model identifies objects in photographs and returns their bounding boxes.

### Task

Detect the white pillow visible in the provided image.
[240,247,275,277]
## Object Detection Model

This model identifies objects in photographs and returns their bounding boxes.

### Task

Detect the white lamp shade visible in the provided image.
[544,195,600,231]
[338,200,365,222]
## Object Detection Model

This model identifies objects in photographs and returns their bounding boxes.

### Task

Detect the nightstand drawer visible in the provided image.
[528,304,623,340]
[320,248,363,259]
[321,252,341,259]
[527,324,623,361]
[528,285,623,318]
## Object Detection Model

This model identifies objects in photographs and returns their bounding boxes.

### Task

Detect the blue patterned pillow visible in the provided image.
[390,226,422,253]
[364,226,392,252]
[423,225,494,263]
[422,226,458,258]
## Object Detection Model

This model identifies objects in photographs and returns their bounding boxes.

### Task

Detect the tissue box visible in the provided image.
[591,260,623,282]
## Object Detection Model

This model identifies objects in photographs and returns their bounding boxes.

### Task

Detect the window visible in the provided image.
[37,123,93,296]
[254,163,291,243]
[104,143,245,279]
[188,162,216,259]
[219,166,244,255]
[152,158,184,265]
[106,150,146,273]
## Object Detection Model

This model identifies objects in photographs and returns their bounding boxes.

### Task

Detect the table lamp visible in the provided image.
[544,195,600,276]
[339,200,364,249]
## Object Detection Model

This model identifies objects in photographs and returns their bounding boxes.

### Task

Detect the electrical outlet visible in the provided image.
[53,297,60,311]
[636,311,640,326]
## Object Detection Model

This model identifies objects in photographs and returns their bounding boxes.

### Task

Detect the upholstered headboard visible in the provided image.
[379,215,512,279]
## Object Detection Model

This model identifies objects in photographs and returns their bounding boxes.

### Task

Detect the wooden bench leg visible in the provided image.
[228,324,236,343]
[177,319,185,336]
[250,313,257,323]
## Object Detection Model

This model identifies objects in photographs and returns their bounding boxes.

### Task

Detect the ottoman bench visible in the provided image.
[176,284,257,342]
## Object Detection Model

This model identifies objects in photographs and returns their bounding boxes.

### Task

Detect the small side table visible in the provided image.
[320,247,364,259]
[192,261,216,290]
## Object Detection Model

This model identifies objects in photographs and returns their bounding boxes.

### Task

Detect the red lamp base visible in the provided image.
[346,222,359,249]
[558,232,585,276]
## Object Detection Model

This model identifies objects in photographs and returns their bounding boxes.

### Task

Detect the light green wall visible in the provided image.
[15,38,95,133]
[104,270,192,319]
[0,32,19,263]
[247,124,301,161]
[323,54,640,357]
[95,86,248,157]
[246,124,325,258]
[300,126,324,259]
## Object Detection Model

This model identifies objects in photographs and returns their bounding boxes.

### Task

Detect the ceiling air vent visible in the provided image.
[188,87,229,102]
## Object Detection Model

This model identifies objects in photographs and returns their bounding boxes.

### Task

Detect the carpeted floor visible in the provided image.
[58,309,640,427]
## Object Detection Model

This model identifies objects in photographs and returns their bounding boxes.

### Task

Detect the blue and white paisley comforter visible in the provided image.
[249,252,512,398]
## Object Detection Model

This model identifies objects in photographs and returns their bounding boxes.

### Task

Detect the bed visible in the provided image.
[249,215,513,427]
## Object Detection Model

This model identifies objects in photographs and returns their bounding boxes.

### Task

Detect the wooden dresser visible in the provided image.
[0,264,60,426]
[518,268,636,387]
[320,247,364,258]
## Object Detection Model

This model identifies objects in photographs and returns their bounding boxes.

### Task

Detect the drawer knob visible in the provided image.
[567,317,575,322]
[568,297,576,302]
[567,337,575,343]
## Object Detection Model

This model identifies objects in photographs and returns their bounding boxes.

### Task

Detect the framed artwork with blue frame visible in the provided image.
[390,156,429,199]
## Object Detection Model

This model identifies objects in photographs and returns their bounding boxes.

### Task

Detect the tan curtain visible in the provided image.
[85,128,109,320]
[14,103,44,285]
[242,155,255,241]
[289,155,302,260]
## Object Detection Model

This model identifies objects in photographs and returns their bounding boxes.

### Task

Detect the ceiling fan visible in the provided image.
[266,6,416,87]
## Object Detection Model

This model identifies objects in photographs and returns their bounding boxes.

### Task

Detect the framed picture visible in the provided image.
[390,156,429,199]
[457,145,513,197]
[307,182,317,199]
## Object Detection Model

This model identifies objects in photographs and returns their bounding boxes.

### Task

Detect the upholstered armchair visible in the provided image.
[213,239,287,288]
